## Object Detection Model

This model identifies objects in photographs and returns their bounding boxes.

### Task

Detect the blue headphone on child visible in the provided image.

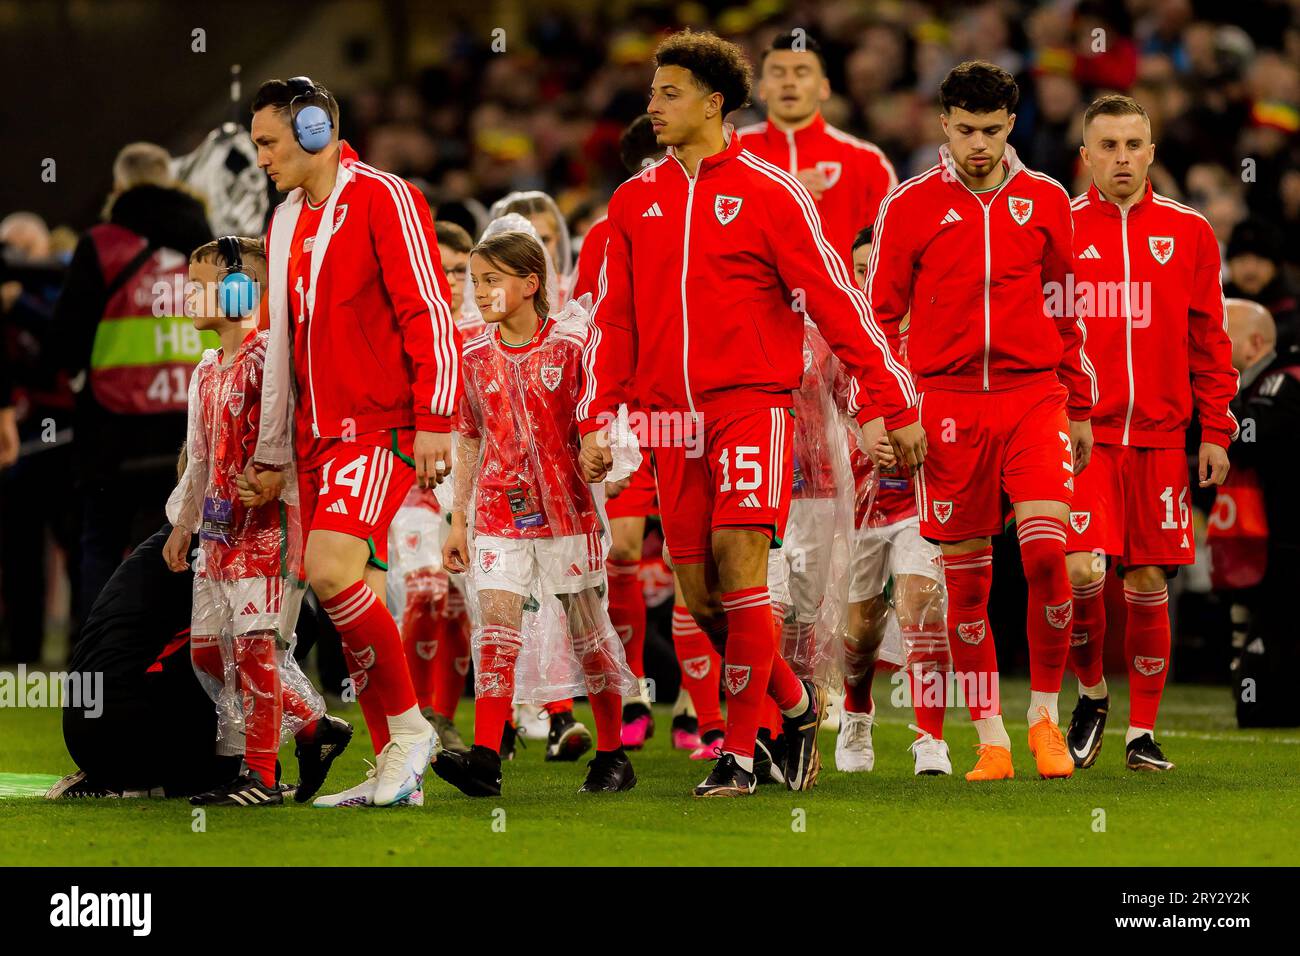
[286,76,334,154]
[217,236,256,319]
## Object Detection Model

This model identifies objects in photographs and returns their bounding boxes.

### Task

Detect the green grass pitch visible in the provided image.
[1,677,1296,866]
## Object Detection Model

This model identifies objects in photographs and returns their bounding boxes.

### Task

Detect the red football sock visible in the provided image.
[720,587,776,759]
[843,659,876,714]
[1017,517,1072,693]
[904,622,949,739]
[475,697,514,752]
[672,605,724,738]
[401,585,440,712]
[473,623,523,751]
[434,610,470,719]
[343,643,390,754]
[767,608,806,712]
[233,633,281,789]
[1069,576,1107,687]
[1124,586,1171,731]
[942,548,1000,721]
[323,580,417,719]
[607,558,646,678]
[544,699,574,716]
[590,690,623,751]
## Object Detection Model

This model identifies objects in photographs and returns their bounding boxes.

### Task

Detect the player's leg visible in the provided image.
[670,571,724,757]
[1118,446,1194,771]
[307,438,433,806]
[1004,383,1077,779]
[1121,565,1175,771]
[914,388,1009,779]
[1064,442,1121,768]
[940,537,1012,780]
[607,509,653,747]
[1011,498,1075,779]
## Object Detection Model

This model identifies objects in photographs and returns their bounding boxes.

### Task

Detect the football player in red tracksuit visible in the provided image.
[244,78,460,808]
[577,31,925,798]
[866,61,1098,782]
[737,31,897,271]
[1064,95,1237,773]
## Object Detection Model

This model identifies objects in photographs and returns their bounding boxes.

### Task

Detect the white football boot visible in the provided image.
[313,760,424,807]
[908,725,952,776]
[515,703,550,740]
[835,709,876,772]
[373,721,436,806]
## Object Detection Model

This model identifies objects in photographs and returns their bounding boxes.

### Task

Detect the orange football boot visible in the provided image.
[1027,707,1075,779]
[965,744,1014,781]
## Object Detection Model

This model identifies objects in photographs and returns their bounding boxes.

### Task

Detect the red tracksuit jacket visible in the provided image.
[1070,180,1239,448]
[254,142,460,468]
[569,215,610,305]
[576,130,917,434]
[737,112,897,267]
[865,144,1097,419]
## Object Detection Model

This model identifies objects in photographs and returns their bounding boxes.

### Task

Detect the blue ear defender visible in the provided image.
[286,76,334,153]
[217,236,256,319]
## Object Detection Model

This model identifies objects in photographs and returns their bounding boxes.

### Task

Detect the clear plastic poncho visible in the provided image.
[769,321,857,691]
[166,334,324,751]
[485,191,572,303]
[453,224,638,705]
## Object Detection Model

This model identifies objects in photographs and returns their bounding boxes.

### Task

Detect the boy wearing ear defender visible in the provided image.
[165,237,351,807]
[244,77,461,808]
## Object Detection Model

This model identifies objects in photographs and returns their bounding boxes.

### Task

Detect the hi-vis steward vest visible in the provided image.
[87,223,217,414]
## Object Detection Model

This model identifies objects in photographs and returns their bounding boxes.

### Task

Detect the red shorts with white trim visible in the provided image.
[605,454,658,519]
[298,430,416,570]
[916,380,1073,542]
[1066,442,1195,568]
[652,407,794,565]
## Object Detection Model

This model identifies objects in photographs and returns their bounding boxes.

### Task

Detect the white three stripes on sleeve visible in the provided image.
[352,163,459,418]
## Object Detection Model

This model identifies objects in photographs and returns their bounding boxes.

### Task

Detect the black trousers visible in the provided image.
[62,646,240,797]
[78,466,174,624]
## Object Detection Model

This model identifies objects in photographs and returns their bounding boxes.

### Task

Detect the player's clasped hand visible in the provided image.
[1198,441,1230,487]
[886,420,927,473]
[1069,418,1094,475]
[162,524,192,572]
[237,463,284,507]
[414,430,453,488]
[579,429,613,482]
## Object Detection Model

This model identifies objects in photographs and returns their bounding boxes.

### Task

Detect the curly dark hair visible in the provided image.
[939,60,1019,115]
[654,29,752,118]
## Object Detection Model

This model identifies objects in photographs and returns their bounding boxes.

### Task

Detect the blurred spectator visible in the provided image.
[1224,218,1299,352]
[53,142,212,622]
[0,210,79,660]
[1221,299,1300,725]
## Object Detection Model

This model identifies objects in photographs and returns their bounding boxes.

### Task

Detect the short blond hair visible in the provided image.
[113,142,173,191]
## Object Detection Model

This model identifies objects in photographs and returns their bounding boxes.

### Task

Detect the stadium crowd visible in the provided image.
[2,0,1299,788]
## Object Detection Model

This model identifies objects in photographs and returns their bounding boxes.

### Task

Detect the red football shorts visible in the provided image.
[605,454,659,520]
[651,406,794,564]
[915,379,1073,542]
[298,430,416,569]
[1066,442,1194,568]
